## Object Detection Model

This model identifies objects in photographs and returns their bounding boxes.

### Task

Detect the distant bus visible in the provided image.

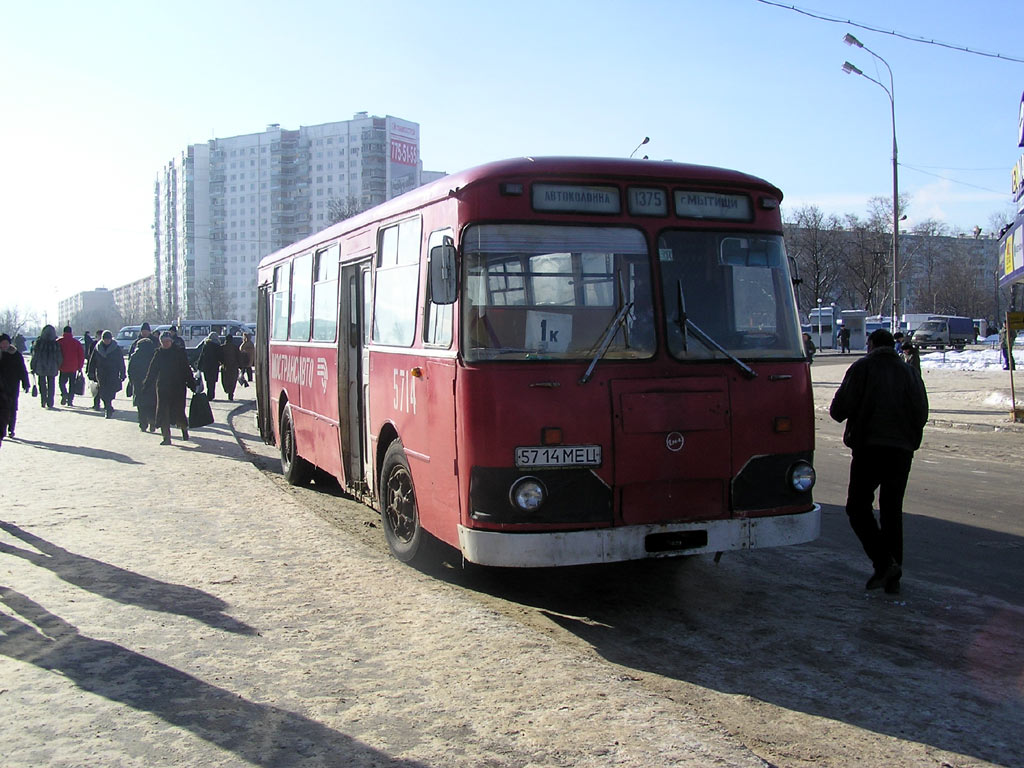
[153,319,248,361]
[255,157,819,567]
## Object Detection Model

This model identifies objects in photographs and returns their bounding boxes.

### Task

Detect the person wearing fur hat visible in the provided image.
[142,331,197,445]
[86,330,126,418]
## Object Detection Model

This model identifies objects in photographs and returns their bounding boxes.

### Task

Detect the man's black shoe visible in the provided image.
[866,562,902,591]
[884,578,901,595]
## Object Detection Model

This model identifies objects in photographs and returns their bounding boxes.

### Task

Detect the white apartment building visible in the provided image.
[155,113,424,321]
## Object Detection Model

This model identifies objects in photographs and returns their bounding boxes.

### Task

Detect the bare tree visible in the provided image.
[929,237,995,319]
[904,219,951,312]
[839,214,891,313]
[784,206,845,315]
[196,276,230,319]
[0,305,42,342]
[327,196,368,226]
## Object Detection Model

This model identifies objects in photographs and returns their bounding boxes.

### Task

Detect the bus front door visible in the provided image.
[255,282,274,445]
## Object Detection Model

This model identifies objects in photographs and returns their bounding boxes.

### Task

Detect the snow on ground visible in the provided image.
[921,347,1006,371]
[920,338,1021,372]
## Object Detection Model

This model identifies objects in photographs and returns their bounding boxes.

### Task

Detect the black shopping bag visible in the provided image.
[188,391,214,428]
[73,372,86,396]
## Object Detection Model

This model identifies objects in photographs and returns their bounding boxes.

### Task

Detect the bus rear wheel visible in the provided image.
[280,406,313,486]
[380,441,424,563]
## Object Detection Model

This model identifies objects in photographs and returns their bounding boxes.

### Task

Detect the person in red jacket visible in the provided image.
[56,325,86,407]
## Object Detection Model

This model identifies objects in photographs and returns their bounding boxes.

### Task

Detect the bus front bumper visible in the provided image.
[457,505,821,568]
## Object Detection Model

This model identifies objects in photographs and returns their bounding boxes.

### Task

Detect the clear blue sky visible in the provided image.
[1,0,1021,322]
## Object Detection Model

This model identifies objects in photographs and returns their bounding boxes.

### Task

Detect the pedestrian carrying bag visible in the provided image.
[89,380,100,398]
[73,372,86,396]
[188,391,214,428]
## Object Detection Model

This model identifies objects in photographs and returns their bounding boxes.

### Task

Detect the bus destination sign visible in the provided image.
[675,191,752,221]
[533,184,621,214]
[628,187,668,216]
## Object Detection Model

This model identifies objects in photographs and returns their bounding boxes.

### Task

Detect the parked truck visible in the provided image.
[911,315,975,350]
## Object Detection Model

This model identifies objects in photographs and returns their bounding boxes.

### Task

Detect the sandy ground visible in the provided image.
[1,390,772,767]
[1,356,1021,767]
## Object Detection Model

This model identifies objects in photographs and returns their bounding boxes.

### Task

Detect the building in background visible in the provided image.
[111,274,158,325]
[58,288,121,332]
[155,113,427,322]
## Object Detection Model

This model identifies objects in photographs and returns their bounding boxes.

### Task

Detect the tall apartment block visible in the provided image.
[155,113,424,322]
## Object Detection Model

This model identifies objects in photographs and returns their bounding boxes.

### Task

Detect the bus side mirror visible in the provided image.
[429,241,457,305]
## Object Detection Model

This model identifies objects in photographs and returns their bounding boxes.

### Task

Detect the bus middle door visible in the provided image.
[338,259,372,497]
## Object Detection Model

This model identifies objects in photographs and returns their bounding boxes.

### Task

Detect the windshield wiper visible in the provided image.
[579,300,634,384]
[580,275,633,384]
[674,280,757,380]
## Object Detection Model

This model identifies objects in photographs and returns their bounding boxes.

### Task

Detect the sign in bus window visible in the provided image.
[462,224,654,362]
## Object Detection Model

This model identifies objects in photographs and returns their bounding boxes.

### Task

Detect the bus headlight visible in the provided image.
[788,461,815,493]
[510,477,546,512]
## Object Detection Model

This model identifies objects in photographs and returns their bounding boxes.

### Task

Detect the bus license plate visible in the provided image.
[515,445,602,468]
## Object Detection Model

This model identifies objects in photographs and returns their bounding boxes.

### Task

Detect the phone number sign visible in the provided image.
[390,139,419,166]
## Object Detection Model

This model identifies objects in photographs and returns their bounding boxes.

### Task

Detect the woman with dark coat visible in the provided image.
[0,333,30,440]
[219,333,241,401]
[143,331,197,445]
[29,324,62,409]
[195,333,222,401]
[86,330,126,418]
[127,333,158,431]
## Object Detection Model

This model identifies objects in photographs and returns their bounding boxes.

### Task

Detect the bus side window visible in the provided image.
[290,252,314,341]
[424,229,453,347]
[373,217,422,346]
[313,244,340,342]
[272,264,290,341]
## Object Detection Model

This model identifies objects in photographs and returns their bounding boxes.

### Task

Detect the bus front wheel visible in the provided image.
[280,406,313,486]
[380,441,424,563]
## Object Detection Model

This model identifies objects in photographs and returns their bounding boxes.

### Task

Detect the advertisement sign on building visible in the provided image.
[387,117,421,199]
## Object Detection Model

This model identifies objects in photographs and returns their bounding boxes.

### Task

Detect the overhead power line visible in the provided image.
[899,164,1006,195]
[756,0,1024,64]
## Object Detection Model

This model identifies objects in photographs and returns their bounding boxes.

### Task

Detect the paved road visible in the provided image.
[2,377,1022,767]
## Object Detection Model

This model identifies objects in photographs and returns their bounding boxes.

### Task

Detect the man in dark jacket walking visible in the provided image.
[195,333,222,401]
[86,330,126,418]
[219,333,241,401]
[830,329,929,594]
[0,333,31,440]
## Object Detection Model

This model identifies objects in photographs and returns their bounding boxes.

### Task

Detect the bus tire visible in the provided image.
[380,441,424,563]
[280,406,313,486]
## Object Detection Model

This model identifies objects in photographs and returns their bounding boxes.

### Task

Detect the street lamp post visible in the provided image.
[842,32,900,334]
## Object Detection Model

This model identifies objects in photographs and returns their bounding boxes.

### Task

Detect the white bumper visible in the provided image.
[458,505,821,568]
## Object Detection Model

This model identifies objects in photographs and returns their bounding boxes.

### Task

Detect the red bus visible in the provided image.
[255,157,819,567]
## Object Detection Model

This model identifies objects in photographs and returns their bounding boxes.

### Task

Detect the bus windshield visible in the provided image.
[658,231,804,360]
[462,225,656,362]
